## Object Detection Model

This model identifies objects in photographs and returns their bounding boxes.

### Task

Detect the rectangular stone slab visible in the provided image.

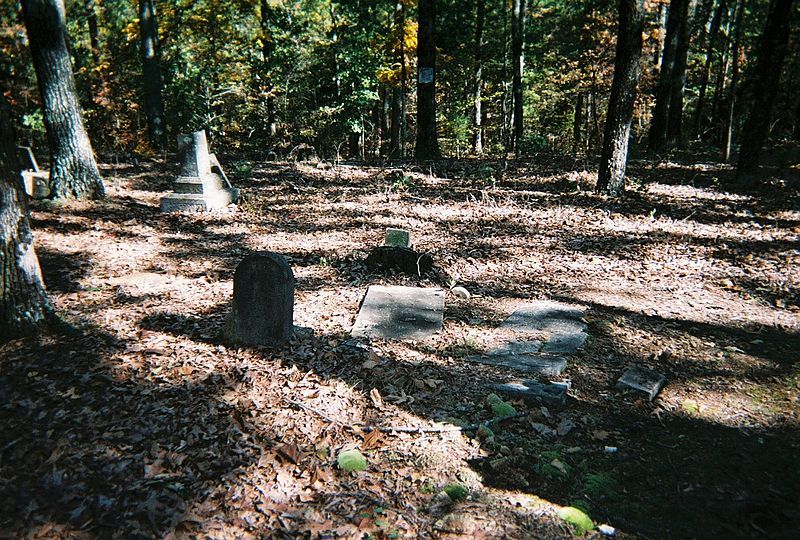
[468,352,567,376]
[616,365,667,401]
[488,379,568,406]
[351,285,444,341]
[501,301,588,354]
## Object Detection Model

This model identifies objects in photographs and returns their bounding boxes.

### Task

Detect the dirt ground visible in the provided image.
[1,154,798,539]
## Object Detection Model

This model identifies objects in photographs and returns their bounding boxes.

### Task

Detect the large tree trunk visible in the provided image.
[596,0,645,196]
[666,0,692,146]
[735,0,795,182]
[139,0,165,150]
[648,0,689,151]
[0,96,51,340]
[260,0,277,139]
[472,0,486,154]
[693,0,727,139]
[415,0,440,159]
[511,0,527,154]
[21,0,104,200]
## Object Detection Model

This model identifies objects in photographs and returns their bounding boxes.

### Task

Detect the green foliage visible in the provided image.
[443,483,469,501]
[337,448,367,471]
[557,506,594,536]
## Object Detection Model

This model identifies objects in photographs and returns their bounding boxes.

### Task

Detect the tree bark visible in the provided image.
[415,0,440,160]
[666,0,692,146]
[648,0,689,151]
[693,0,726,139]
[736,0,795,182]
[260,0,277,139]
[21,0,104,200]
[511,0,527,154]
[573,93,584,154]
[139,0,165,151]
[472,0,486,154]
[596,0,645,196]
[722,0,744,161]
[0,95,51,340]
[85,0,100,65]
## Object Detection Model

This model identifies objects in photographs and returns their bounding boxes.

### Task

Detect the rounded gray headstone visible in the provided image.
[229,252,294,346]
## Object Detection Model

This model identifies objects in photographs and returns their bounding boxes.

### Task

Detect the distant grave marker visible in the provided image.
[160,130,239,212]
[616,365,666,401]
[488,379,569,406]
[17,146,50,198]
[228,252,294,346]
[385,228,411,248]
[467,300,587,377]
[351,285,444,341]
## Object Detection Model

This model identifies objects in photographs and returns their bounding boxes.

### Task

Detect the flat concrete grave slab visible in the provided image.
[351,285,445,341]
[488,379,569,406]
[501,301,588,354]
[468,346,568,376]
[616,365,667,401]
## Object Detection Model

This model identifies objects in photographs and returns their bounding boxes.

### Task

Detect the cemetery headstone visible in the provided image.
[17,146,50,198]
[488,379,569,406]
[385,228,411,248]
[228,252,294,346]
[616,365,666,401]
[351,285,444,341]
[160,130,239,212]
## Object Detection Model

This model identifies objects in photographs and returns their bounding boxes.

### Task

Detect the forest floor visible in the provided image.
[1,153,799,539]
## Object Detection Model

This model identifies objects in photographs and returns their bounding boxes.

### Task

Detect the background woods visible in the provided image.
[1,0,797,165]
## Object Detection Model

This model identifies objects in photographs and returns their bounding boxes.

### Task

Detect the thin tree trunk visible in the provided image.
[735,0,795,182]
[260,0,277,138]
[389,1,404,157]
[666,0,692,146]
[138,0,165,151]
[597,0,645,195]
[415,0,440,159]
[722,0,744,161]
[649,0,688,151]
[511,0,527,154]
[693,0,726,139]
[85,0,100,65]
[0,95,51,339]
[573,93,584,154]
[472,0,486,154]
[795,97,800,141]
[21,0,104,200]
[654,0,668,67]
[711,1,733,140]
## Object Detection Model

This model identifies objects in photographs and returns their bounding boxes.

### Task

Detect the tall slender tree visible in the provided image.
[736,0,796,182]
[21,0,104,200]
[472,0,486,154]
[666,0,692,145]
[596,0,645,195]
[721,0,745,161]
[693,0,727,138]
[415,0,440,159]
[648,0,689,151]
[139,0,165,150]
[511,0,527,154]
[0,95,51,340]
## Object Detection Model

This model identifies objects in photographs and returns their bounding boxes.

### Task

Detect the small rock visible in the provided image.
[598,524,616,536]
[451,286,471,299]
[616,365,666,401]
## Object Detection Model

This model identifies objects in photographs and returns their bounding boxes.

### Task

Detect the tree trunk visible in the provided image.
[0,95,51,340]
[693,0,726,139]
[260,0,277,139]
[596,0,645,196]
[511,0,527,154]
[472,0,486,154]
[654,0,668,67]
[648,0,688,151]
[736,0,795,182]
[85,0,100,65]
[666,0,692,146]
[573,92,584,154]
[22,0,104,200]
[139,0,165,151]
[415,0,440,160]
[722,0,744,161]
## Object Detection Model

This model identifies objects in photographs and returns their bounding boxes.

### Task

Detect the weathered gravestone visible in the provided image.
[467,301,587,376]
[385,228,411,248]
[488,379,569,406]
[17,146,50,198]
[351,285,444,341]
[160,130,239,212]
[228,252,294,346]
[616,365,666,401]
